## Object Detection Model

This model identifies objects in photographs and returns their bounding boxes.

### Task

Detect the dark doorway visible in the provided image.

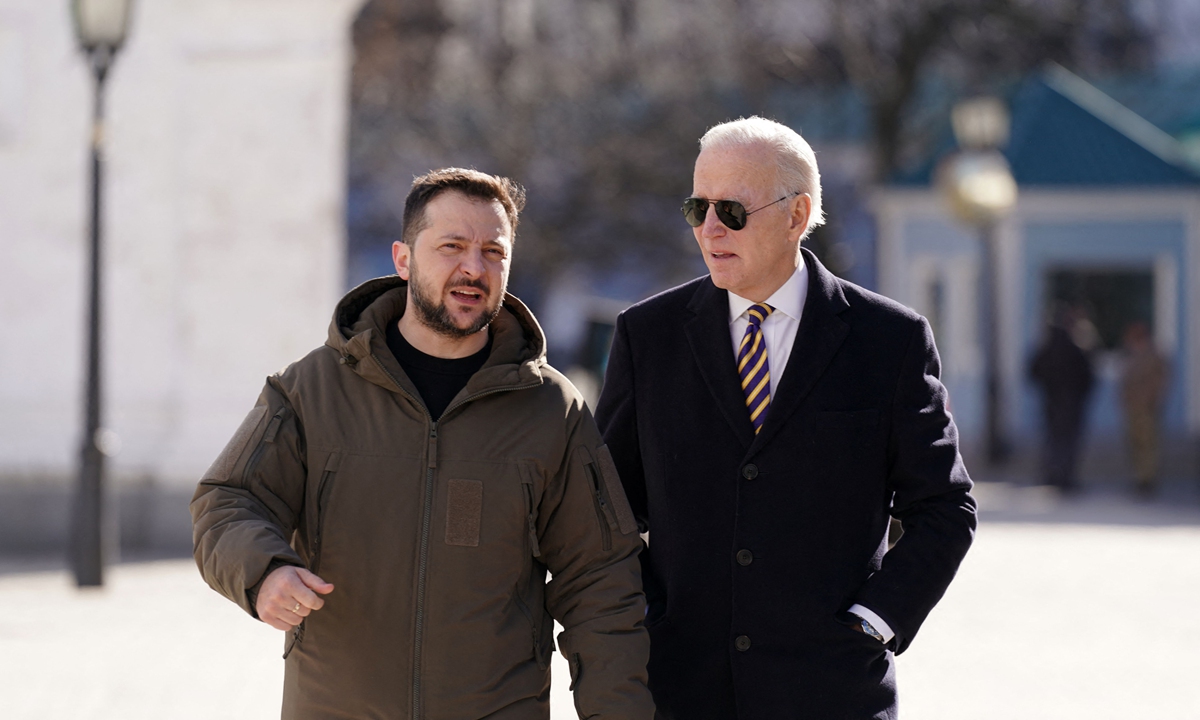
[1045,268,1154,350]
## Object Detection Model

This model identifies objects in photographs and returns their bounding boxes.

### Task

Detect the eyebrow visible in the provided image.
[439,232,511,246]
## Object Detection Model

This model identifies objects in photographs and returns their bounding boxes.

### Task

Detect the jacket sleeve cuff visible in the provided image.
[246,558,302,619]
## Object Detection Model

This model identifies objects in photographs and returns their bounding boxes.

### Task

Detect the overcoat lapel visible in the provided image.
[749,249,851,454]
[684,279,756,450]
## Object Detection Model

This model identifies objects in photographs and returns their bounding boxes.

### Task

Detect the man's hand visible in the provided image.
[255,566,334,631]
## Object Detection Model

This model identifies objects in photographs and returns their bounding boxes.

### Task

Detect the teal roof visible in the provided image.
[1092,67,1200,139]
[893,65,1200,187]
[1006,66,1200,186]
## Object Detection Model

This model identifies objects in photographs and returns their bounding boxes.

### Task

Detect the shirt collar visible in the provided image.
[727,261,808,325]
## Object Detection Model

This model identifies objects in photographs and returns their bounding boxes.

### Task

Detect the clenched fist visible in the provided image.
[256,566,335,632]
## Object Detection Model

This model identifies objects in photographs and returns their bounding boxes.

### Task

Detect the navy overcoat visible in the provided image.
[595,249,976,719]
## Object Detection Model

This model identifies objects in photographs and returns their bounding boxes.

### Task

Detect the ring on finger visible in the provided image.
[292,602,301,613]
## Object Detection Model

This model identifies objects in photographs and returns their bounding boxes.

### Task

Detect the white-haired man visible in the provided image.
[596,117,976,718]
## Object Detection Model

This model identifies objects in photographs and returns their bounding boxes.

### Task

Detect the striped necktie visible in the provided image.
[738,303,774,434]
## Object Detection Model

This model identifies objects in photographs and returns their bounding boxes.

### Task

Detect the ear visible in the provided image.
[789,194,813,241]
[392,240,411,280]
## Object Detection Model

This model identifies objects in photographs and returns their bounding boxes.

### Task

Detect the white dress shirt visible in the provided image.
[726,261,896,645]
[727,263,809,399]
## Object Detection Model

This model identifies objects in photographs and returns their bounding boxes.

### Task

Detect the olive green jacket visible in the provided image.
[191,277,652,720]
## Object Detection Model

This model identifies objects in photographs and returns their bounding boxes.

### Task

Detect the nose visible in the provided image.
[458,247,484,277]
[700,204,726,238]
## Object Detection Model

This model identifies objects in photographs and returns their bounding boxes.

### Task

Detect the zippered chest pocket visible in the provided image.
[240,406,292,486]
[309,452,341,575]
[577,445,638,551]
[517,461,543,558]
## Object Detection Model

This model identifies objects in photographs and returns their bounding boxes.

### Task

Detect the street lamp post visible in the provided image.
[937,97,1018,466]
[70,0,133,588]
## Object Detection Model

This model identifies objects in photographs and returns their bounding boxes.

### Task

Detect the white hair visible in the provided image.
[699,116,826,237]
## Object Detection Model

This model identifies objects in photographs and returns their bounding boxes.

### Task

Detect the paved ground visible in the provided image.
[2,480,1198,719]
[902,481,1200,720]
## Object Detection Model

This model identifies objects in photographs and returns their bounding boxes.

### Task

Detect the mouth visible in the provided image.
[709,251,738,260]
[449,287,486,304]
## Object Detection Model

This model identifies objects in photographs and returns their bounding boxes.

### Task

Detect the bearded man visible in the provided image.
[192,168,653,719]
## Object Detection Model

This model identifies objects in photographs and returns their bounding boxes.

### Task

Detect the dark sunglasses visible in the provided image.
[681,194,793,231]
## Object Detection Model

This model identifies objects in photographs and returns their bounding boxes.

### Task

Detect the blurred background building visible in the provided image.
[2,0,1200,556]
[0,0,360,553]
[877,64,1200,476]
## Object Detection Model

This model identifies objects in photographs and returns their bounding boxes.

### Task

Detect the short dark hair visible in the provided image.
[401,167,526,245]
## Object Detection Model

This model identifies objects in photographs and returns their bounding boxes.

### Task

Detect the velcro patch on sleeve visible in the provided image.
[202,405,268,483]
[595,445,637,535]
[445,478,483,547]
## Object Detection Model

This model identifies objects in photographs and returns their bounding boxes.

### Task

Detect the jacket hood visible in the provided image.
[325,275,547,398]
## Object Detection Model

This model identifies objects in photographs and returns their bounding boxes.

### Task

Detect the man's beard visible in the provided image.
[408,262,504,340]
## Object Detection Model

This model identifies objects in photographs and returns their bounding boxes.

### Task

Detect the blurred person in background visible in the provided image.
[596,117,976,719]
[1028,306,1095,494]
[1120,321,1169,498]
[191,168,653,719]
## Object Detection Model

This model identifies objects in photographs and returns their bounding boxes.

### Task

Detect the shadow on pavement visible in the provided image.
[0,548,192,579]
[972,476,1200,527]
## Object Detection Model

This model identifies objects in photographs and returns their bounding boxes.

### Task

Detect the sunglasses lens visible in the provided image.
[715,200,747,230]
[682,198,750,230]
[681,198,708,227]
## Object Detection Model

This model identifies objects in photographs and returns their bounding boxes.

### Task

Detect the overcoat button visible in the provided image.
[735,635,751,651]
[736,549,753,566]
[741,464,758,480]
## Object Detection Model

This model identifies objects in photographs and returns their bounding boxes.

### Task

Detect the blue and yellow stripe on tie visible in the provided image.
[736,303,774,434]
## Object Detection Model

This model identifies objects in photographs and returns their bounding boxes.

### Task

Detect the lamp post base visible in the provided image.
[72,441,105,587]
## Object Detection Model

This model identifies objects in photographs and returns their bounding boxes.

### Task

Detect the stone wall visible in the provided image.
[0,0,363,552]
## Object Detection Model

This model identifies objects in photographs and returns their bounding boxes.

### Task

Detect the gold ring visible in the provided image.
[292,602,301,613]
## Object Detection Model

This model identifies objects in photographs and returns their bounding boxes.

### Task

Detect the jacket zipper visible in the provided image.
[310,461,338,576]
[369,353,540,720]
[413,422,436,720]
[585,463,613,551]
[508,535,544,670]
[522,482,541,558]
[519,471,545,668]
[241,408,287,485]
[414,384,539,718]
[285,455,339,659]
[366,357,436,720]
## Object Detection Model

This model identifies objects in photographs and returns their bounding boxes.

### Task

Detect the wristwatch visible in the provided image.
[858,616,885,643]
